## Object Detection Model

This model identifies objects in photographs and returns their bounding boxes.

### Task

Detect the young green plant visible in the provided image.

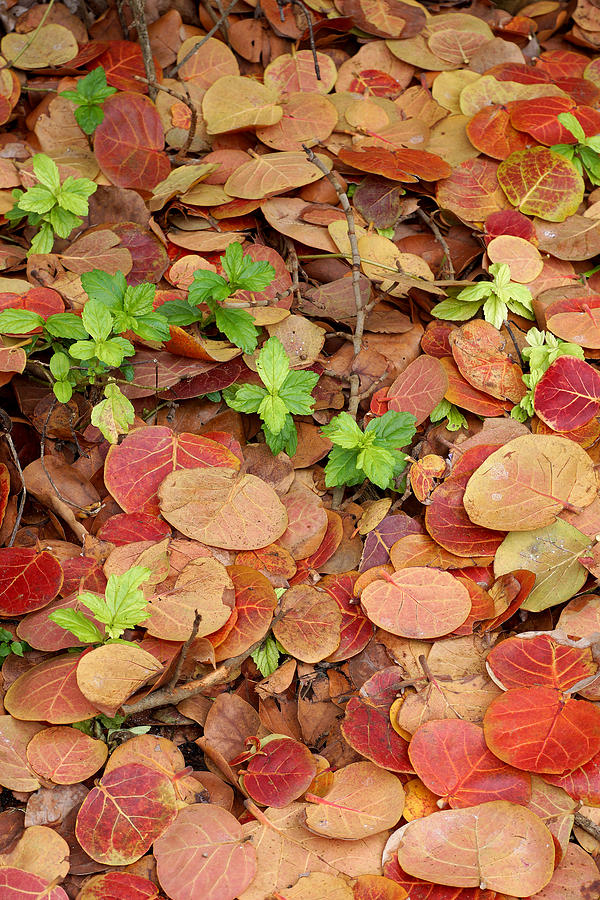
[160,243,276,354]
[48,566,152,645]
[321,409,417,490]
[224,336,319,456]
[60,67,117,134]
[511,327,584,421]
[431,263,535,330]
[6,154,97,255]
[0,626,30,661]
[551,113,600,185]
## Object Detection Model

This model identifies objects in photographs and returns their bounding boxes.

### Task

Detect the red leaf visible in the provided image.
[94,92,170,191]
[385,355,449,425]
[94,41,162,93]
[243,737,317,807]
[483,685,600,773]
[75,763,178,865]
[339,147,451,182]
[4,653,99,724]
[543,748,600,804]
[97,512,171,545]
[467,106,531,161]
[75,871,159,899]
[321,571,373,662]
[534,356,600,431]
[0,868,69,899]
[486,633,597,691]
[213,565,277,661]
[0,548,63,615]
[408,719,531,808]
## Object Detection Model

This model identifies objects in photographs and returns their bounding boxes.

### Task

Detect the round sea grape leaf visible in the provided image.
[0,868,69,900]
[104,425,240,516]
[352,874,408,900]
[225,151,333,199]
[158,467,288,550]
[0,825,70,882]
[75,762,178,865]
[320,572,373,662]
[0,716,43,791]
[360,513,423,570]
[94,40,162,93]
[466,106,531,161]
[545,296,600,348]
[74,870,159,898]
[4,654,99,724]
[486,633,597,692]
[385,355,448,425]
[436,157,510,224]
[26,726,107,785]
[94,92,170,191]
[202,75,282,134]
[1,24,78,68]
[450,320,526,402]
[462,434,597,532]
[242,737,317,807]
[339,147,451,182]
[17,593,104,651]
[483,685,600,773]
[440,357,509,417]
[534,356,600,431]
[543,749,600,805]
[341,667,412,772]
[97,512,171,545]
[527,842,599,900]
[273,584,342,663]
[395,800,555,896]
[0,547,62,616]
[408,719,531,808]
[361,568,471,638]
[154,803,257,900]
[497,147,584,222]
[304,761,405,840]
[263,49,338,94]
[75,643,163,710]
[177,36,239,88]
[213,565,277,662]
[493,519,590,612]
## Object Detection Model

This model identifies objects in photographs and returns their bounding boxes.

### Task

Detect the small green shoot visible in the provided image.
[511,328,585,421]
[431,263,535,330]
[48,566,152,645]
[60,67,117,134]
[430,398,468,432]
[251,633,287,677]
[6,154,97,255]
[321,409,417,490]
[224,336,319,456]
[161,243,275,354]
[0,626,31,660]
[551,113,600,185]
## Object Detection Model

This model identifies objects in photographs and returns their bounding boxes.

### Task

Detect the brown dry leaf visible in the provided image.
[23,457,101,542]
[158,467,288,550]
[304,761,405,839]
[2,24,77,67]
[34,96,98,178]
[283,872,354,899]
[75,643,162,710]
[462,434,597,531]
[0,716,43,791]
[203,693,262,762]
[225,151,332,199]
[59,229,133,276]
[273,585,342,663]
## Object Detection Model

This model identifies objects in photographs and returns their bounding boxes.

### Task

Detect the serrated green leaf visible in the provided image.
[18,183,56,215]
[278,369,318,414]
[129,314,171,342]
[430,298,482,321]
[32,153,60,192]
[251,634,281,677]
[365,409,416,451]
[321,411,364,449]
[225,383,267,414]
[74,104,105,134]
[29,222,55,256]
[258,392,288,434]
[124,282,155,317]
[263,414,297,456]
[82,269,126,309]
[48,205,80,238]
[256,336,289,393]
[69,339,97,360]
[0,308,44,334]
[48,609,104,644]
[44,312,89,340]
[95,336,133,367]
[220,241,244,284]
[324,444,363,487]
[188,269,229,306]
[357,444,396,489]
[82,299,113,342]
[215,305,258,354]
[91,383,135,444]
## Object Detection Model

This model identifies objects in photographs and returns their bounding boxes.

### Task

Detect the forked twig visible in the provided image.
[169,0,240,76]
[133,75,198,160]
[416,207,454,279]
[276,0,320,81]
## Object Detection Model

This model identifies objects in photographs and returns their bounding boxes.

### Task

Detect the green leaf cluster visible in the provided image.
[251,633,287,677]
[321,409,416,490]
[161,243,275,354]
[224,336,319,455]
[6,154,97,255]
[0,626,30,660]
[430,398,468,432]
[48,566,152,645]
[511,327,585,421]
[60,67,116,134]
[431,263,535,330]
[551,113,600,185]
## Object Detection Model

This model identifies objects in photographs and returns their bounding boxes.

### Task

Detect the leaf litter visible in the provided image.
[1,0,600,898]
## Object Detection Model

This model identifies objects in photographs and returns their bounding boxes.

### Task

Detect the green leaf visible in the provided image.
[124,282,155,317]
[321,411,364,449]
[0,308,44,334]
[430,298,482,321]
[215,306,258,354]
[18,183,56,214]
[29,222,55,256]
[128,314,171,342]
[32,153,60,192]
[357,444,396,489]
[50,351,70,381]
[456,282,491,303]
[188,269,229,306]
[258,393,288,434]
[482,296,507,329]
[91,383,135,444]
[44,312,89,340]
[95,336,133,368]
[74,104,105,134]
[48,205,81,239]
[69,339,98,361]
[278,369,318,415]
[53,380,73,403]
[557,111,586,143]
[224,383,267,414]
[251,633,281,677]
[220,241,244,284]
[365,409,416,451]
[57,176,97,214]
[263,414,297,456]
[324,445,363,487]
[48,609,104,644]
[99,566,151,639]
[158,299,204,326]
[82,270,127,309]
[256,336,290,393]
[82,299,113,342]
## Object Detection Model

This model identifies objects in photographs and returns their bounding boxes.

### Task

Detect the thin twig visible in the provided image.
[416,207,454,279]
[40,399,93,513]
[575,811,600,842]
[133,75,198,160]
[205,0,230,43]
[502,320,524,368]
[0,0,56,70]
[116,0,130,37]
[276,0,320,80]
[129,0,157,100]
[0,409,26,547]
[302,147,365,420]
[284,238,302,305]
[169,0,240,76]
[167,611,202,692]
